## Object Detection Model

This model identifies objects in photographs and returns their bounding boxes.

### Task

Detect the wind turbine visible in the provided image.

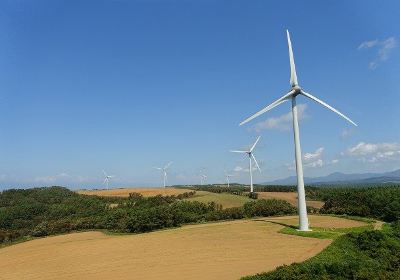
[155,162,173,188]
[224,171,233,188]
[102,170,115,190]
[200,174,207,185]
[230,136,262,193]
[239,30,357,231]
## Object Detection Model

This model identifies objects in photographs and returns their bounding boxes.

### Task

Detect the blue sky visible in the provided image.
[0,0,399,189]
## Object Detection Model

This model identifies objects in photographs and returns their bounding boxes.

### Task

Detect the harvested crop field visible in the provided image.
[256,192,324,208]
[0,215,365,280]
[77,187,193,197]
[185,191,252,208]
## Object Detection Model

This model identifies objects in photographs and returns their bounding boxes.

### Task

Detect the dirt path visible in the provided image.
[374,220,385,230]
[0,216,341,280]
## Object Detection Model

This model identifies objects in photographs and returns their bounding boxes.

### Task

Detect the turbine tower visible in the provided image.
[230,136,262,193]
[155,162,173,188]
[224,171,233,188]
[102,170,114,190]
[239,30,357,231]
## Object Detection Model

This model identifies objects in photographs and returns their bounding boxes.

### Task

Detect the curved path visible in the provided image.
[0,215,364,280]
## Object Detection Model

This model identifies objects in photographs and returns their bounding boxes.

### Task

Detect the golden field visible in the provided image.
[0,215,366,280]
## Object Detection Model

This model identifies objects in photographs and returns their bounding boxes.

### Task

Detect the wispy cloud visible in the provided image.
[252,104,308,132]
[358,37,397,69]
[33,172,93,184]
[341,128,355,139]
[287,147,325,170]
[343,142,400,162]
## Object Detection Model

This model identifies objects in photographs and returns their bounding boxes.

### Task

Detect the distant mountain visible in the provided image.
[265,169,400,185]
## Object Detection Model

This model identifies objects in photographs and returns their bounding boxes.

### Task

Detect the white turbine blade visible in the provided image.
[103,178,108,184]
[251,154,262,173]
[250,136,261,152]
[287,30,298,87]
[154,167,162,170]
[164,161,173,169]
[301,91,357,126]
[239,90,294,126]
[102,170,107,177]
[230,150,248,153]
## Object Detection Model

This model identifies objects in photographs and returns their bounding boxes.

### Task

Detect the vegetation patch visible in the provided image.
[279,223,374,240]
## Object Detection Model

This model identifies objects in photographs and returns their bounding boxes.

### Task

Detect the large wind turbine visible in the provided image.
[230,136,262,193]
[102,170,115,190]
[155,162,173,188]
[239,30,357,231]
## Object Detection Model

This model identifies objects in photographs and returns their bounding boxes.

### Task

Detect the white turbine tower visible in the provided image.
[230,136,262,193]
[224,171,233,188]
[155,162,173,188]
[102,170,115,190]
[239,30,357,231]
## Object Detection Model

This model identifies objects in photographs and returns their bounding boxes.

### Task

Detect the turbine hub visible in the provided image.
[292,85,301,93]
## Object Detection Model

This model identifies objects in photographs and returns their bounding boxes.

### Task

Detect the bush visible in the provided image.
[32,222,48,237]
[248,192,258,199]
[243,199,296,218]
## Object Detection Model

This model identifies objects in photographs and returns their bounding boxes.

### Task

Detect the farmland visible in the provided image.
[0,215,365,280]
[77,187,324,209]
[77,187,194,197]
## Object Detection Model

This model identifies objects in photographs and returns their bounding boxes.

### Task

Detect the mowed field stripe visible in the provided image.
[0,216,365,280]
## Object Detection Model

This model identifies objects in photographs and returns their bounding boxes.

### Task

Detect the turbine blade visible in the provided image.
[251,154,261,173]
[239,90,294,126]
[102,170,107,177]
[250,136,261,152]
[301,90,357,126]
[103,178,107,184]
[287,30,298,87]
[164,161,173,169]
[230,150,248,153]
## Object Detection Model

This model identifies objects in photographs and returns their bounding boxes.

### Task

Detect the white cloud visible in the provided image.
[358,37,397,69]
[331,159,339,164]
[286,147,325,170]
[341,128,355,139]
[344,142,400,162]
[252,104,308,132]
[358,40,379,49]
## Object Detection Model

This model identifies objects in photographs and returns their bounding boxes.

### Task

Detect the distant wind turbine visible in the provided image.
[102,170,115,190]
[154,162,173,188]
[239,30,357,231]
[224,171,233,188]
[230,136,262,193]
[200,172,207,185]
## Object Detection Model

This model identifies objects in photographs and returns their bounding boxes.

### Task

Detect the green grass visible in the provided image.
[279,224,374,239]
[184,191,251,208]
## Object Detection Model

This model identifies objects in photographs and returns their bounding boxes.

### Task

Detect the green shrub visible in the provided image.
[243,199,296,217]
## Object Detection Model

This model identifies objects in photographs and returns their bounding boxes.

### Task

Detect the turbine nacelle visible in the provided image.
[292,85,302,93]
